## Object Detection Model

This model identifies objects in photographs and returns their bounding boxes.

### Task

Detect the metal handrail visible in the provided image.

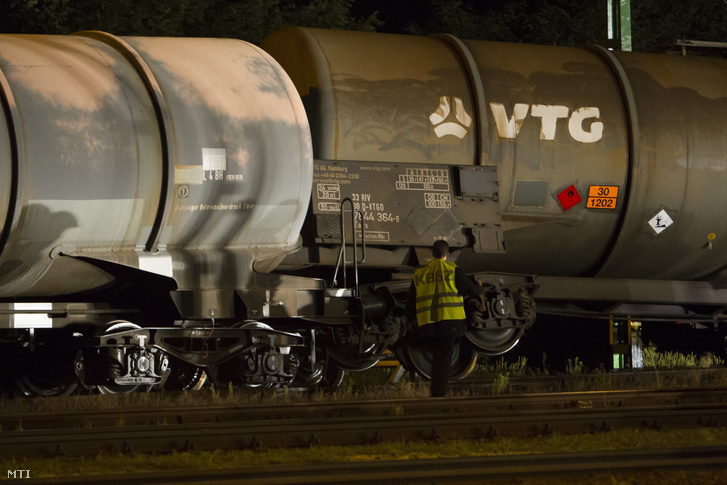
[331,198,366,296]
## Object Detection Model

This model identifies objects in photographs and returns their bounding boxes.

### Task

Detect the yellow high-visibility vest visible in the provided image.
[413,258,465,326]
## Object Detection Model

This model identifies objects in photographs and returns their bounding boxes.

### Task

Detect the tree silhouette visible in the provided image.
[2,0,727,52]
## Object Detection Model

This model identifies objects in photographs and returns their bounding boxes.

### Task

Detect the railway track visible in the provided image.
[2,388,726,460]
[452,367,727,393]
[19,446,727,484]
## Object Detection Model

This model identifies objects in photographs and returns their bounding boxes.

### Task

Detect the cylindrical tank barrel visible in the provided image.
[0,33,312,297]
[596,50,727,281]
[262,27,727,282]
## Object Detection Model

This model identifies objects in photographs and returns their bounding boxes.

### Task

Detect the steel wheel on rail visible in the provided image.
[464,291,533,356]
[290,349,347,389]
[162,357,207,391]
[464,327,525,356]
[208,321,305,389]
[395,339,477,381]
[88,321,155,394]
[327,340,387,372]
[14,326,86,397]
[16,344,79,397]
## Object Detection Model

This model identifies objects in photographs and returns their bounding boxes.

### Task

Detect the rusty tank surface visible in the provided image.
[263,27,727,284]
[0,32,312,302]
[2,27,727,397]
[262,29,727,353]
[0,32,321,395]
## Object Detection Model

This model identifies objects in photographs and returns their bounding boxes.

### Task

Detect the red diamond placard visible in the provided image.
[557,184,582,211]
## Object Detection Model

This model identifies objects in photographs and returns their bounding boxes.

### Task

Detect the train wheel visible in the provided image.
[327,341,386,372]
[291,353,346,388]
[206,321,304,390]
[465,327,524,356]
[397,339,477,380]
[94,321,151,394]
[162,357,206,391]
[321,359,346,387]
[16,348,78,397]
[205,356,275,390]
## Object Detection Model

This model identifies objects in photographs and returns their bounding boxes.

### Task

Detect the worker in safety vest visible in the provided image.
[407,240,484,397]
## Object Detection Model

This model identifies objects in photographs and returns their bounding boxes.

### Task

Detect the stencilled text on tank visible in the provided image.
[315,164,353,212]
[396,168,452,209]
[314,163,399,242]
[201,148,245,182]
[311,161,479,247]
[173,148,250,212]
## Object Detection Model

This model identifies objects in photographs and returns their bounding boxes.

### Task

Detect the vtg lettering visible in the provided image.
[490,102,603,143]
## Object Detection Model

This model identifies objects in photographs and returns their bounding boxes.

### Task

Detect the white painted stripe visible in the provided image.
[13,302,52,328]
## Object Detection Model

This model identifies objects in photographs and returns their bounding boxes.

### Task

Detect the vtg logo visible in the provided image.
[8,470,30,479]
[429,96,473,139]
[489,102,603,143]
[430,97,604,143]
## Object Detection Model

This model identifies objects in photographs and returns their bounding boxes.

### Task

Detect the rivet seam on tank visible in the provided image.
[429,96,472,139]
[489,103,603,143]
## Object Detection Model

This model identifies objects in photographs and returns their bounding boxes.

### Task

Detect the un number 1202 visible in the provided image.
[587,197,616,209]
[586,185,619,210]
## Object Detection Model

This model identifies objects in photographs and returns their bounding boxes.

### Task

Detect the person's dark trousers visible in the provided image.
[429,331,456,397]
[423,320,464,397]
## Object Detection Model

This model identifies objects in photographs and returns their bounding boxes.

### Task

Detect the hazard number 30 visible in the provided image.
[586,186,618,209]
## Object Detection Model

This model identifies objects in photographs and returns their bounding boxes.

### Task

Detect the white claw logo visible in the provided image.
[429,96,472,139]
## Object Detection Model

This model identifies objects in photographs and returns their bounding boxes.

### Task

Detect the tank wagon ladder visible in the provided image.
[331,197,377,356]
[331,197,366,296]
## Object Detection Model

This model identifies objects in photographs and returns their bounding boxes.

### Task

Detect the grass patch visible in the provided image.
[3,427,726,479]
[0,380,434,417]
[469,356,533,379]
[490,373,509,395]
[1,345,725,416]
[643,344,725,370]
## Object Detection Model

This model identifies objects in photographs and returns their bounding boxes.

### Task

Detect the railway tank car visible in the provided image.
[261,28,727,365]
[2,27,727,395]
[0,32,323,395]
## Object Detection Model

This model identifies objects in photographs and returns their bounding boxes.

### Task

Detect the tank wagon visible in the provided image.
[0,32,322,395]
[1,28,727,395]
[262,27,727,362]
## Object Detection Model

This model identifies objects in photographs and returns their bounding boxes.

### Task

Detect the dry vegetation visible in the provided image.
[1,346,726,481]
[1,344,725,415]
[2,427,726,481]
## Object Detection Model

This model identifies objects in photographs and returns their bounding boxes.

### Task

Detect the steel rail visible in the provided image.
[453,367,727,392]
[1,389,727,459]
[2,386,727,432]
[20,446,727,484]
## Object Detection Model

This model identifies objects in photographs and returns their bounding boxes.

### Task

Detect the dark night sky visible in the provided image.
[350,0,428,33]
[350,0,513,33]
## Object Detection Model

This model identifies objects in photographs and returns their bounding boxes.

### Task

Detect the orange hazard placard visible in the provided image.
[587,185,619,209]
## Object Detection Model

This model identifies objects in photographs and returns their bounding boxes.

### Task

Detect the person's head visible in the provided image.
[432,240,449,259]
